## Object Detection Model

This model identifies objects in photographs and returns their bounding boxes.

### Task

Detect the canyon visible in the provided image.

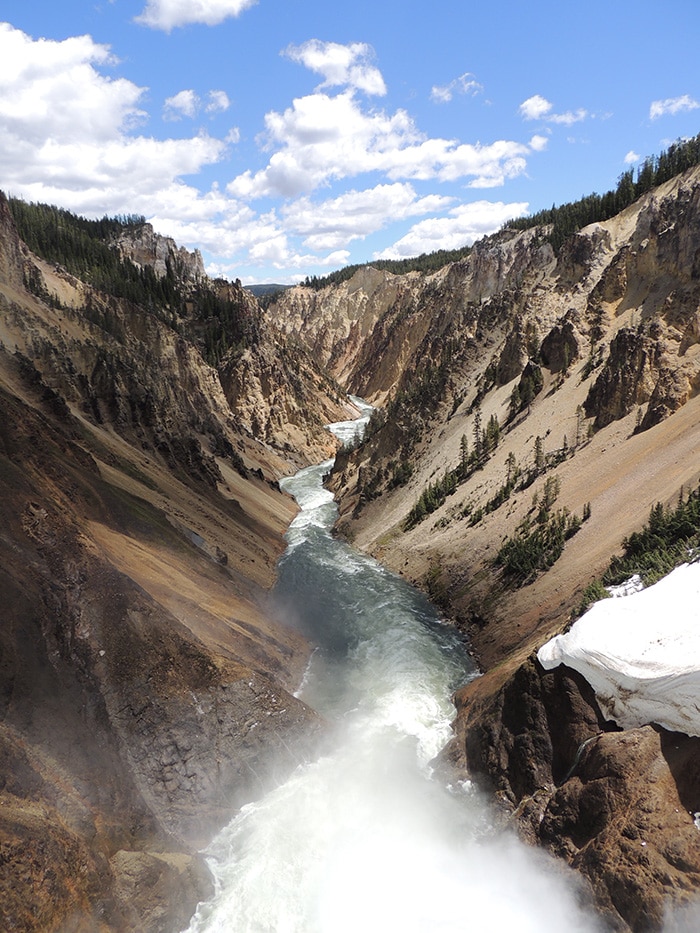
[272,165,700,930]
[1,159,700,931]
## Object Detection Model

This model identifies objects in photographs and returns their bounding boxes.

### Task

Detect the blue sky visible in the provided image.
[1,1,699,284]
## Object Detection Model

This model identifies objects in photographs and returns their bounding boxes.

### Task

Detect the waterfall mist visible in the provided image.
[183,405,604,932]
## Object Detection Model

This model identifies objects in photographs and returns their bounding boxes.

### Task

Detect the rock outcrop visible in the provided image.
[452,658,700,931]
[116,222,206,282]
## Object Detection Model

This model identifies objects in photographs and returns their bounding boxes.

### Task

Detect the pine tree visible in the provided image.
[575,405,585,446]
[473,406,483,462]
[509,383,522,419]
[486,413,500,451]
[460,434,469,475]
[506,451,517,486]
[534,435,545,472]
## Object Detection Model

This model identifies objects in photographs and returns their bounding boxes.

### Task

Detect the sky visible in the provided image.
[1,1,700,285]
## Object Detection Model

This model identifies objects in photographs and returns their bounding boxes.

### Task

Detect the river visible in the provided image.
[183,400,601,932]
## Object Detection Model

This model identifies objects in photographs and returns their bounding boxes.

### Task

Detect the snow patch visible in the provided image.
[606,573,644,598]
[538,563,700,736]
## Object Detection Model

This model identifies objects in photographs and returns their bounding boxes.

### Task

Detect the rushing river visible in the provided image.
[183,400,601,933]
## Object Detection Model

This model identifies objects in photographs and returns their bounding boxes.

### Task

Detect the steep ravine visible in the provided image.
[0,195,354,932]
[3,159,700,930]
[272,165,700,929]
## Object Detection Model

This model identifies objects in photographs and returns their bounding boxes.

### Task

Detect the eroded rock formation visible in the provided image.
[271,164,700,929]
[452,658,700,931]
[0,193,350,932]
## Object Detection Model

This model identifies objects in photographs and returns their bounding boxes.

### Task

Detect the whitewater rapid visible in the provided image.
[183,399,602,933]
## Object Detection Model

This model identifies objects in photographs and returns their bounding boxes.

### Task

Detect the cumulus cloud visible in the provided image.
[374,200,528,260]
[285,40,387,96]
[519,94,588,126]
[163,88,231,120]
[150,202,277,262]
[283,183,453,250]
[624,150,640,164]
[164,89,199,120]
[649,94,700,120]
[0,23,226,218]
[228,87,538,199]
[135,0,258,31]
[228,91,417,198]
[519,94,552,121]
[0,23,145,145]
[431,73,483,104]
[206,90,231,113]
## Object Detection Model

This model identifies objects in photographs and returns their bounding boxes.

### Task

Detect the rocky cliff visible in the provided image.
[116,222,206,282]
[271,165,700,929]
[0,194,354,932]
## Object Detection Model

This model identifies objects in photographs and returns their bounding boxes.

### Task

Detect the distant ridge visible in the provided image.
[246,283,288,297]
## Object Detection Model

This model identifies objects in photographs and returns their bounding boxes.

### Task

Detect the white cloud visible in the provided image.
[547,108,588,126]
[0,23,145,145]
[519,94,588,126]
[228,91,419,198]
[209,246,350,282]
[528,134,549,152]
[431,73,483,104]
[228,87,538,199]
[206,90,231,113]
[624,150,640,164]
[150,204,284,272]
[649,94,700,120]
[164,89,199,120]
[284,40,386,96]
[163,88,231,120]
[519,95,552,121]
[374,200,529,260]
[283,183,453,250]
[0,24,227,218]
[135,0,258,31]
[249,231,290,264]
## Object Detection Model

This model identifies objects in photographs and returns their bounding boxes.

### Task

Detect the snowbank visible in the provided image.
[537,562,700,736]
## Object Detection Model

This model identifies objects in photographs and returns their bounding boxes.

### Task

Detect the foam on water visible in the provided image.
[182,405,603,933]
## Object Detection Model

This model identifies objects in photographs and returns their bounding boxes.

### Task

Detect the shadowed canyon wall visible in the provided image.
[0,194,354,932]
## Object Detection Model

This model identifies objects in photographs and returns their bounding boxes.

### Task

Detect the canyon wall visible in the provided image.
[0,195,353,932]
[272,165,700,929]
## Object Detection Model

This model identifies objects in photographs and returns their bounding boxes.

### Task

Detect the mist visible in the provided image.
[183,410,605,932]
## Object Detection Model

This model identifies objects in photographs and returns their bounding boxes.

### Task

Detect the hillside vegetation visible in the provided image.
[8,198,258,365]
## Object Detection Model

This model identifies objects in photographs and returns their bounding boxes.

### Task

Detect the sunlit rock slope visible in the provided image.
[272,163,700,930]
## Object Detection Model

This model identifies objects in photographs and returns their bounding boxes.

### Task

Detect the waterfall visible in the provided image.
[183,401,601,933]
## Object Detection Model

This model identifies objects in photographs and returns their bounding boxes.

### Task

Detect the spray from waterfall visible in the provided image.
[183,402,604,933]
